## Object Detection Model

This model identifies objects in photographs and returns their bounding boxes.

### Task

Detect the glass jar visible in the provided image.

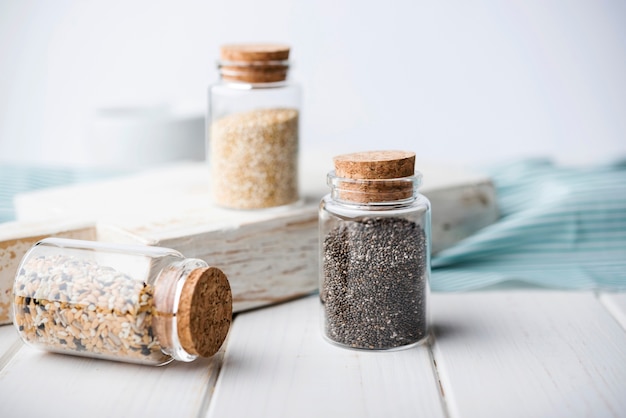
[12,238,232,366]
[208,43,301,209]
[319,151,431,350]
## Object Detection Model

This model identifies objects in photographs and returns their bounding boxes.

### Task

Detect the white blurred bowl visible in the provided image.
[87,103,205,170]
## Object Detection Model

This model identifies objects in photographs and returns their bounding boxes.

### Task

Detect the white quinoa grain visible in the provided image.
[210,108,299,209]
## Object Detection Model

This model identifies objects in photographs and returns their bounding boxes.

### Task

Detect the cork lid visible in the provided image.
[331,151,417,203]
[177,267,232,357]
[219,43,291,83]
[220,43,291,62]
[334,151,416,179]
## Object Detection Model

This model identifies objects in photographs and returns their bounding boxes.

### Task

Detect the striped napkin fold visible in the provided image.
[432,158,626,291]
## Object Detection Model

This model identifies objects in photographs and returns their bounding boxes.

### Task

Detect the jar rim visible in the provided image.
[217,59,291,84]
[217,59,290,67]
[327,170,423,187]
[327,170,422,205]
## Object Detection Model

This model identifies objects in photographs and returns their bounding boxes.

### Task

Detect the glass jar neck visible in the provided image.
[327,170,422,208]
[217,78,291,90]
[217,59,290,84]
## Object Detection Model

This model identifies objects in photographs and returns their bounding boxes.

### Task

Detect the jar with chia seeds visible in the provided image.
[12,238,232,366]
[208,43,301,209]
[319,151,431,350]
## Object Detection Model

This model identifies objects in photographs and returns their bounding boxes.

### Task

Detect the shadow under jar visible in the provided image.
[319,151,431,350]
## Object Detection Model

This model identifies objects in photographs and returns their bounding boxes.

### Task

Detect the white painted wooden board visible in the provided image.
[599,292,626,330]
[207,296,446,418]
[0,342,223,417]
[0,220,96,324]
[0,325,20,371]
[0,325,18,353]
[13,158,498,255]
[13,160,497,316]
[431,291,626,418]
[128,205,320,313]
[0,291,625,418]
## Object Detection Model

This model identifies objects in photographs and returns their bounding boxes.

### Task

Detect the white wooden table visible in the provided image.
[0,290,625,418]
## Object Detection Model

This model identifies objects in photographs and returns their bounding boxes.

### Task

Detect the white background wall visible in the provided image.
[0,0,625,168]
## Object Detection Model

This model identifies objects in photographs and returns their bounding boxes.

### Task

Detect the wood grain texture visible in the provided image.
[14,159,498,255]
[0,291,625,418]
[156,208,319,312]
[0,220,95,324]
[13,161,496,315]
[0,342,224,417]
[427,181,497,253]
[207,295,445,418]
[431,291,626,418]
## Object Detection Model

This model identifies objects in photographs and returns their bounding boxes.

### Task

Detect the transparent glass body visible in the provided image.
[319,172,431,350]
[12,238,208,365]
[209,80,301,122]
[207,74,302,209]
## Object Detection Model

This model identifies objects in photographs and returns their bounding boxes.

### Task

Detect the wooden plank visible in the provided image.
[207,295,445,418]
[14,159,498,255]
[0,341,223,417]
[13,161,496,316]
[599,292,626,330]
[0,325,19,354]
[156,209,319,313]
[431,291,626,418]
[0,325,20,371]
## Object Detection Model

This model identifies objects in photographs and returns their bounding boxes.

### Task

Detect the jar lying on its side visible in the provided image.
[12,238,232,366]
[319,151,431,350]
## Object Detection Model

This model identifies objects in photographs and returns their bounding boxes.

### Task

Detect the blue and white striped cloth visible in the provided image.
[431,158,626,291]
[0,165,120,223]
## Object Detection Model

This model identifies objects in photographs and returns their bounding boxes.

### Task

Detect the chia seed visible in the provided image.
[321,217,428,349]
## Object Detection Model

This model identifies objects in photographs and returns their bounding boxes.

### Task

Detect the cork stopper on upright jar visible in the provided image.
[331,150,418,204]
[219,43,291,83]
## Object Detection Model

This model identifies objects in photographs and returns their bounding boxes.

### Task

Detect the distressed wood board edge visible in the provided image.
[154,210,320,314]
[0,220,97,325]
[426,179,499,253]
[96,223,158,246]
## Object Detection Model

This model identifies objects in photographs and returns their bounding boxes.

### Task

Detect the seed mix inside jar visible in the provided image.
[13,254,168,364]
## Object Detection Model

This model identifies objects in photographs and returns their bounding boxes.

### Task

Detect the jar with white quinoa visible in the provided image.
[208,43,301,209]
[12,238,232,366]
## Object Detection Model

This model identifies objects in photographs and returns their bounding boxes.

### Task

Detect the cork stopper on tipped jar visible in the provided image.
[154,266,232,359]
[332,150,417,203]
[219,43,291,83]
[177,267,232,357]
